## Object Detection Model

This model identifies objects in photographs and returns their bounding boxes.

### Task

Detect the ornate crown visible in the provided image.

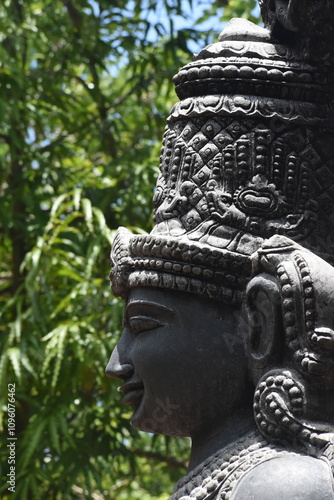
[111,15,334,303]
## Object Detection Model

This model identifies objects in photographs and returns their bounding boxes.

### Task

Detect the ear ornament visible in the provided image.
[254,369,333,453]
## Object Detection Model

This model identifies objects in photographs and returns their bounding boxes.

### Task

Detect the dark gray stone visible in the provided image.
[106,1,334,497]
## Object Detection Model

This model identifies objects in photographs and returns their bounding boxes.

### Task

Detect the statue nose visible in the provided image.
[105,345,134,380]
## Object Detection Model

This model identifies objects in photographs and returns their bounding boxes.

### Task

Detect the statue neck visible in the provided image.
[188,408,255,471]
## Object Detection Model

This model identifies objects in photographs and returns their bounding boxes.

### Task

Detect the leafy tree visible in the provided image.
[0,1,260,498]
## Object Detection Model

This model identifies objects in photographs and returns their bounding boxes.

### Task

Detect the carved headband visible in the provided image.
[111,226,252,304]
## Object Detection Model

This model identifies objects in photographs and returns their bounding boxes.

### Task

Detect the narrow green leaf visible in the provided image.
[73,186,82,210]
[82,197,93,232]
[21,418,47,468]
[7,346,21,381]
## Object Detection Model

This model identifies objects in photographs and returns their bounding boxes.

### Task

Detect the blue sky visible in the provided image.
[142,0,262,52]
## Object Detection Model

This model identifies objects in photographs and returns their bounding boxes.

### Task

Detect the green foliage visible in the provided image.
[0,0,260,498]
[198,0,260,25]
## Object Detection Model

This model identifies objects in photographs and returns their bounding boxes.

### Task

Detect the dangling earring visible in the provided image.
[254,368,331,453]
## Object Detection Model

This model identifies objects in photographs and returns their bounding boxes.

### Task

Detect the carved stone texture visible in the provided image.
[259,0,334,63]
[106,3,334,499]
[164,18,334,263]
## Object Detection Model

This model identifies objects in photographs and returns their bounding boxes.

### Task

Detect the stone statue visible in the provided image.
[106,1,334,497]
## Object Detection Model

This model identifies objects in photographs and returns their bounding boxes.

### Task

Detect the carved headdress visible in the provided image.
[111,4,334,304]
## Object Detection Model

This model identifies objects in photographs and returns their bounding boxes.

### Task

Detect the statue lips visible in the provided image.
[119,381,144,407]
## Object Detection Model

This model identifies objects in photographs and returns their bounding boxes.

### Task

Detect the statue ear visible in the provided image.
[244,274,283,384]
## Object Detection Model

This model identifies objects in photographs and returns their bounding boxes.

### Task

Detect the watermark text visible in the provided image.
[7,383,16,493]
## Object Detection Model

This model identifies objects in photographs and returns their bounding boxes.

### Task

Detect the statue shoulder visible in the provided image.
[228,454,334,500]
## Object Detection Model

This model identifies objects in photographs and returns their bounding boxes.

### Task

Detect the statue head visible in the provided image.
[107,232,334,453]
[106,11,334,467]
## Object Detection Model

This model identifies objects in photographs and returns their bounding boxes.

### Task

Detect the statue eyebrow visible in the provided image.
[125,300,174,320]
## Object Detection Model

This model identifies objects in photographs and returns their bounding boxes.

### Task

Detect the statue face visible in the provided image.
[106,287,250,437]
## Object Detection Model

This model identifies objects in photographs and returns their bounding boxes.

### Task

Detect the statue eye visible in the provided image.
[129,316,164,336]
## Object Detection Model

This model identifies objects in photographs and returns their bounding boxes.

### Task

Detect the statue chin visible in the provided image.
[106,1,334,497]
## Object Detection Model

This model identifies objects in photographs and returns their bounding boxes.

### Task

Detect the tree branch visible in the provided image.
[133,449,188,470]
[37,119,97,153]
